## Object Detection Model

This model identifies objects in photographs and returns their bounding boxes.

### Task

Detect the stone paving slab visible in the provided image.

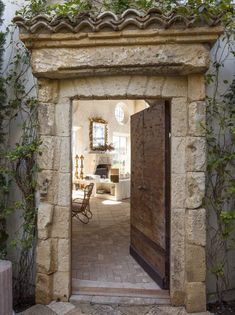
[18,302,213,315]
[19,304,57,315]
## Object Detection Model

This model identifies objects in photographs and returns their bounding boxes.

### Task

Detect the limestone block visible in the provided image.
[53,271,70,301]
[170,209,185,305]
[36,273,53,304]
[55,102,71,137]
[171,98,187,137]
[89,76,131,98]
[186,172,205,209]
[31,44,209,78]
[58,239,70,272]
[51,206,70,238]
[37,202,54,240]
[186,209,206,246]
[162,77,188,98]
[38,170,58,204]
[127,76,149,97]
[186,137,206,172]
[37,238,57,274]
[144,77,164,97]
[185,282,206,313]
[188,101,206,136]
[188,74,205,101]
[38,103,55,136]
[38,79,59,104]
[171,174,186,209]
[57,173,71,207]
[37,136,55,170]
[186,244,206,282]
[171,137,186,174]
[54,137,71,173]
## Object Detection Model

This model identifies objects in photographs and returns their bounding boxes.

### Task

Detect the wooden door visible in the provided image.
[130,101,170,289]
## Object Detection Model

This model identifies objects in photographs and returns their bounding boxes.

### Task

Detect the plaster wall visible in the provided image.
[72,99,147,175]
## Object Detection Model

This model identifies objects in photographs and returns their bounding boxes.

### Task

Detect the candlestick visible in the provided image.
[80,155,84,179]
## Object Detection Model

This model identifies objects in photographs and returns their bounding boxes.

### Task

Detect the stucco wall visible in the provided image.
[206,38,235,298]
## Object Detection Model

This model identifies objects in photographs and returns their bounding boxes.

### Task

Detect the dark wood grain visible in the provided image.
[130,102,170,289]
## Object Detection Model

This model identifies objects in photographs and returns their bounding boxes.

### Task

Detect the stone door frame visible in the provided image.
[14,17,223,312]
[36,73,207,313]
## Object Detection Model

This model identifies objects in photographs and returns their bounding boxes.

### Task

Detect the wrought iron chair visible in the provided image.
[72,183,94,224]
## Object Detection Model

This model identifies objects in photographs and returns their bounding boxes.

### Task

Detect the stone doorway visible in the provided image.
[71,99,168,300]
[15,12,223,312]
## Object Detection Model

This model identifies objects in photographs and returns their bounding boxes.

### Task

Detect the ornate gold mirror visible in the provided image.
[89,117,108,151]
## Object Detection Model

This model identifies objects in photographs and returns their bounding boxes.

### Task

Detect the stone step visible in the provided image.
[72,278,170,302]
[70,294,171,306]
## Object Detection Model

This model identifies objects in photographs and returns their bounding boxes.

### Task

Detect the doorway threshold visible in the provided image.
[71,279,170,305]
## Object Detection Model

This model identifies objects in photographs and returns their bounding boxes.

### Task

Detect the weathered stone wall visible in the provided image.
[36,74,207,312]
[36,79,72,303]
[18,25,222,312]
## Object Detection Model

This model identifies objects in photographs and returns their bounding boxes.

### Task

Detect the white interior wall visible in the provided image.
[72,99,147,176]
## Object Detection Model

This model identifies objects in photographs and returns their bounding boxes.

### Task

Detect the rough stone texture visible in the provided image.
[59,76,188,101]
[162,77,187,98]
[38,103,55,136]
[54,137,71,173]
[171,137,186,174]
[53,271,70,301]
[188,101,206,137]
[38,202,54,240]
[20,304,56,315]
[186,172,205,209]
[38,79,59,104]
[37,238,57,274]
[48,301,75,315]
[57,173,71,207]
[185,282,206,313]
[58,239,70,272]
[171,174,186,209]
[186,244,206,282]
[188,74,205,101]
[51,206,70,239]
[37,136,55,170]
[186,137,206,172]
[20,302,213,315]
[36,273,53,304]
[38,170,58,205]
[32,27,212,309]
[55,102,71,137]
[170,209,185,305]
[186,209,206,247]
[171,98,188,137]
[32,44,210,78]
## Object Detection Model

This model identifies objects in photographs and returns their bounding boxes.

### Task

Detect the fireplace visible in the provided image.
[95,163,110,179]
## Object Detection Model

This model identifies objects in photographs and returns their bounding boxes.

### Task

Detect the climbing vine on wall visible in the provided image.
[205,30,235,305]
[0,21,41,307]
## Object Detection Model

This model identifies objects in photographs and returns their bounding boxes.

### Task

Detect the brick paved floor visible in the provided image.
[72,197,159,290]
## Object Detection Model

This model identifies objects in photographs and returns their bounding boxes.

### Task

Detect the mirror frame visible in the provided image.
[89,117,108,151]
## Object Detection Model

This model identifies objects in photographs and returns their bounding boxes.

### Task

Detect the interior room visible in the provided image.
[71,99,161,296]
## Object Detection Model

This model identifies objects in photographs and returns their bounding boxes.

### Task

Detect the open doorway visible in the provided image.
[71,99,170,298]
